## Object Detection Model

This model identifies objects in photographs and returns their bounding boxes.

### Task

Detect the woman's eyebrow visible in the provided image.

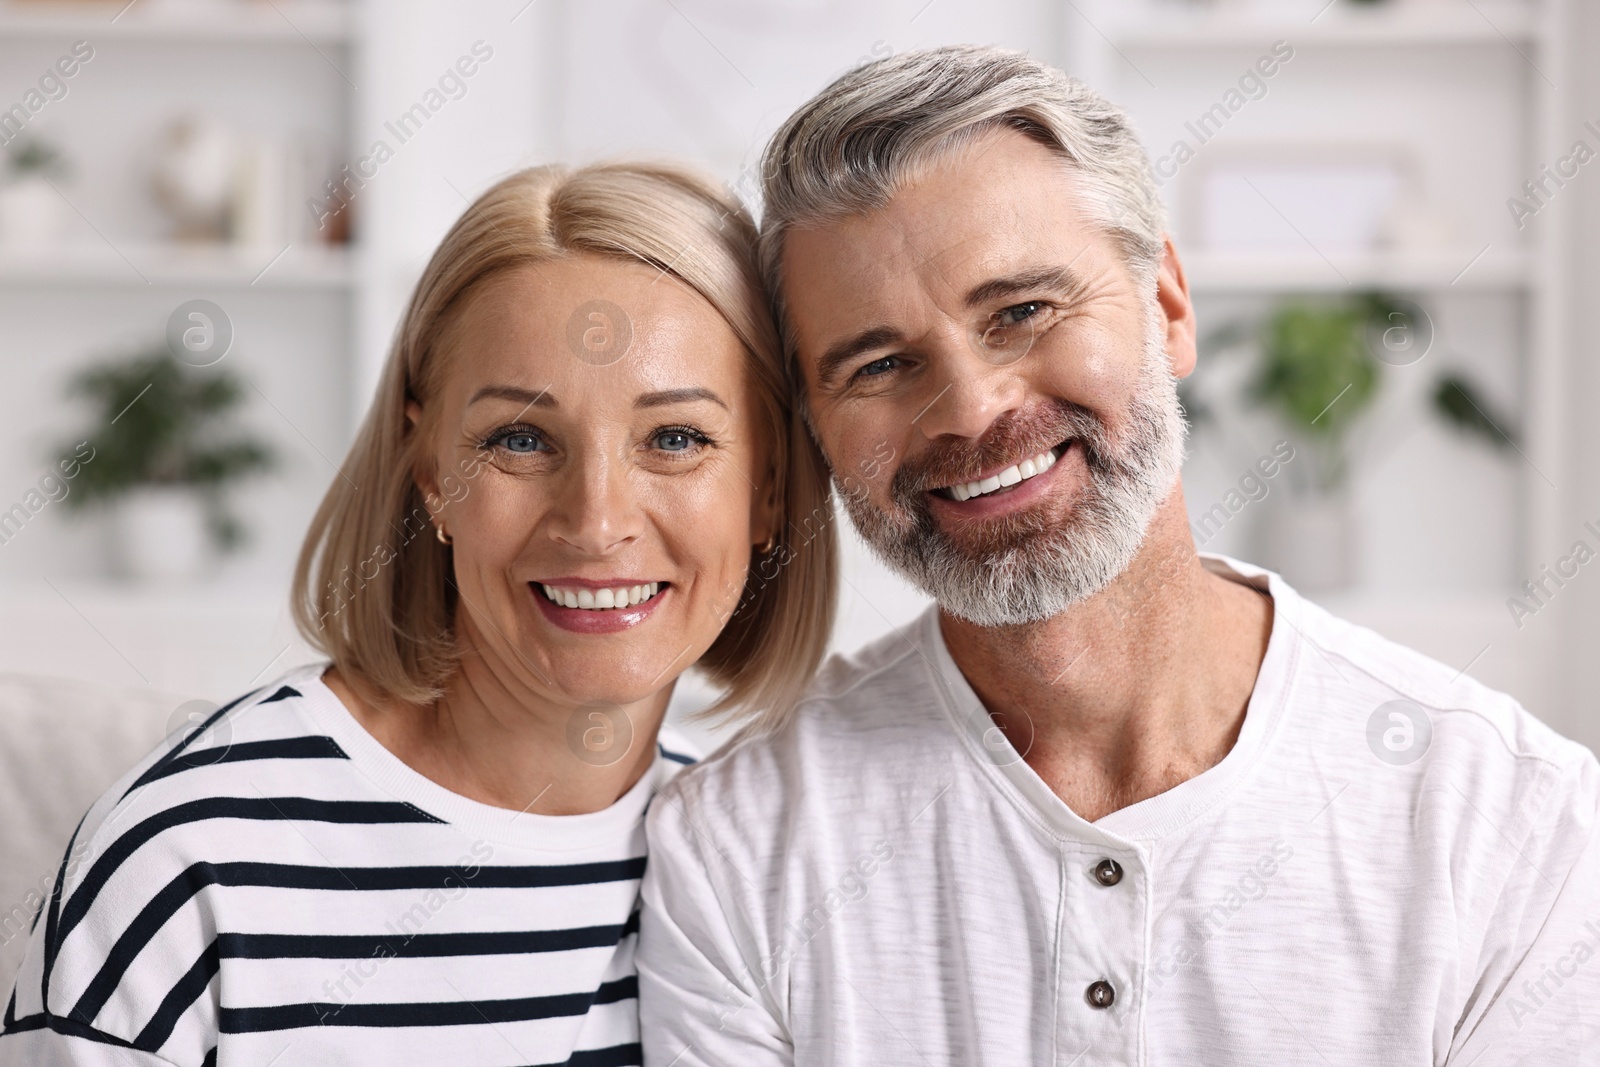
[634,387,728,410]
[468,384,556,409]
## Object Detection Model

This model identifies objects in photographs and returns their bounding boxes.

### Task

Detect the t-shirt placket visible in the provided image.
[1056,840,1147,1067]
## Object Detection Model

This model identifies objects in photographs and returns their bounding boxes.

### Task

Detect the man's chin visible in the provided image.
[849,522,1132,628]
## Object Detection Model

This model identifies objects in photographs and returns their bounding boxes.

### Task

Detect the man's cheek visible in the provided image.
[839,432,894,498]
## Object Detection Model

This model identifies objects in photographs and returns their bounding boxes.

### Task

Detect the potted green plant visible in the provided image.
[1243,294,1394,591]
[1189,295,1519,593]
[0,137,70,248]
[54,347,276,581]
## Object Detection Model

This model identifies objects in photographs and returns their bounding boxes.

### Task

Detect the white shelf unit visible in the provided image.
[1182,246,1532,293]
[0,243,355,287]
[1109,2,1538,48]
[0,1,352,43]
[0,0,369,701]
[1065,0,1573,717]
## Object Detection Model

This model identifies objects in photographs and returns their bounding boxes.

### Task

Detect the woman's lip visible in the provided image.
[927,439,1078,519]
[530,581,668,635]
[531,576,664,589]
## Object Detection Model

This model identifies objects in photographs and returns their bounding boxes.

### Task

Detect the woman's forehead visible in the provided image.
[437,256,749,401]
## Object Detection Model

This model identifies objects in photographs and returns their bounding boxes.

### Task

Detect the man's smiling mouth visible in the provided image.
[934,443,1068,502]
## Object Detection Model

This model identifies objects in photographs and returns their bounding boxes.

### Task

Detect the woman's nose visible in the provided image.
[545,449,643,556]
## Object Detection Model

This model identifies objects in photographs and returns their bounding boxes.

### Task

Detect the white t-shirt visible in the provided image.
[2,664,693,1066]
[638,556,1600,1065]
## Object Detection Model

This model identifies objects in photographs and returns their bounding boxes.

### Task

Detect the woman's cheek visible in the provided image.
[668,468,753,620]
[465,476,542,556]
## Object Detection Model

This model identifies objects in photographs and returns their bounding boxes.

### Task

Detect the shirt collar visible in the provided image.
[917,553,1305,846]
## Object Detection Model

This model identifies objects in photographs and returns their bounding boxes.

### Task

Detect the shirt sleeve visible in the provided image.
[0,1023,182,1067]
[637,787,793,1067]
[1,805,217,1067]
[1448,751,1600,1063]
[0,847,190,1067]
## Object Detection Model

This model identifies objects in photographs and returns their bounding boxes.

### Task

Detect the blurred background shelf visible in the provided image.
[0,0,367,707]
[1113,3,1542,49]
[1182,246,1532,293]
[0,243,356,287]
[0,1,353,44]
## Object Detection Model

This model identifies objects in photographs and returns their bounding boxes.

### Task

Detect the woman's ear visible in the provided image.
[406,400,443,518]
[751,465,781,552]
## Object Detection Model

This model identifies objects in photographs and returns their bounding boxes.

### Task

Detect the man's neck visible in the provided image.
[938,488,1273,823]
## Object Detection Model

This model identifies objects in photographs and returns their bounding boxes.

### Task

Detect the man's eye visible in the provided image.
[858,355,901,379]
[995,301,1043,326]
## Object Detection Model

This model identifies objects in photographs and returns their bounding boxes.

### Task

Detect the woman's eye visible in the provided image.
[652,428,705,453]
[858,355,900,379]
[485,428,547,454]
[656,431,692,452]
[505,433,542,453]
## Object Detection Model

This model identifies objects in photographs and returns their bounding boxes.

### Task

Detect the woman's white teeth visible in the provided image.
[541,582,660,610]
[948,448,1059,502]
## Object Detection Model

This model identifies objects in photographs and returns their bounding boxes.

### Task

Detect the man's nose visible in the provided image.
[913,329,1027,442]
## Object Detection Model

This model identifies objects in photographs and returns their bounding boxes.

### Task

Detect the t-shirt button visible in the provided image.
[1085,980,1116,1009]
[1093,858,1124,886]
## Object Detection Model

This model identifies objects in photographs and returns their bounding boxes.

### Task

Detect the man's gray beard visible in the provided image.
[836,307,1187,628]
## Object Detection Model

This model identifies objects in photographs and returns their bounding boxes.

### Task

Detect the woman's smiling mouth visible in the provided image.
[530,578,671,635]
[537,581,664,610]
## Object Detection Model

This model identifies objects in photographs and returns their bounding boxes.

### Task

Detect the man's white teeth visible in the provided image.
[948,448,1059,502]
[541,582,661,610]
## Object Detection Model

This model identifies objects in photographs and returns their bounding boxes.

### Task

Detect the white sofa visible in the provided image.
[0,674,191,993]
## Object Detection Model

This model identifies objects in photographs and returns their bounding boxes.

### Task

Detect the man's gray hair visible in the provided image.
[758,44,1166,364]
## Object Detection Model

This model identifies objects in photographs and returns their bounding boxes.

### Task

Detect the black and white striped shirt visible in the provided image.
[1,664,693,1066]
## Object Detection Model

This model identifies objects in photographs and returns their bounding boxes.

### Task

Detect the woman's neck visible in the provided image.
[325,633,672,817]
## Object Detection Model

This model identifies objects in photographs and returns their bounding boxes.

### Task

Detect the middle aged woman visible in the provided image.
[0,162,835,1067]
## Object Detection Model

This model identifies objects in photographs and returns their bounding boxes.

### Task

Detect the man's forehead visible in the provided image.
[781,171,1107,357]
[784,135,1097,281]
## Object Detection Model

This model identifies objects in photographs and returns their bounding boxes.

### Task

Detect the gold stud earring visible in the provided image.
[760,534,777,554]
[435,523,451,545]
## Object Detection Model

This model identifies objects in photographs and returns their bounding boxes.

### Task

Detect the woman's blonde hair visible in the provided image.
[292,162,837,729]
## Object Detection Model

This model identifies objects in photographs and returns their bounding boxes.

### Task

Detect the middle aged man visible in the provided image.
[637,45,1600,1065]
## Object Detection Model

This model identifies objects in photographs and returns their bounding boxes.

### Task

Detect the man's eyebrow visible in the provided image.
[964,266,1089,309]
[634,387,728,410]
[468,385,556,408]
[815,324,904,389]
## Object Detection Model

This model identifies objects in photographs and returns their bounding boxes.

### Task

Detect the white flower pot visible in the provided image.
[0,175,67,248]
[1261,492,1355,594]
[111,487,210,583]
